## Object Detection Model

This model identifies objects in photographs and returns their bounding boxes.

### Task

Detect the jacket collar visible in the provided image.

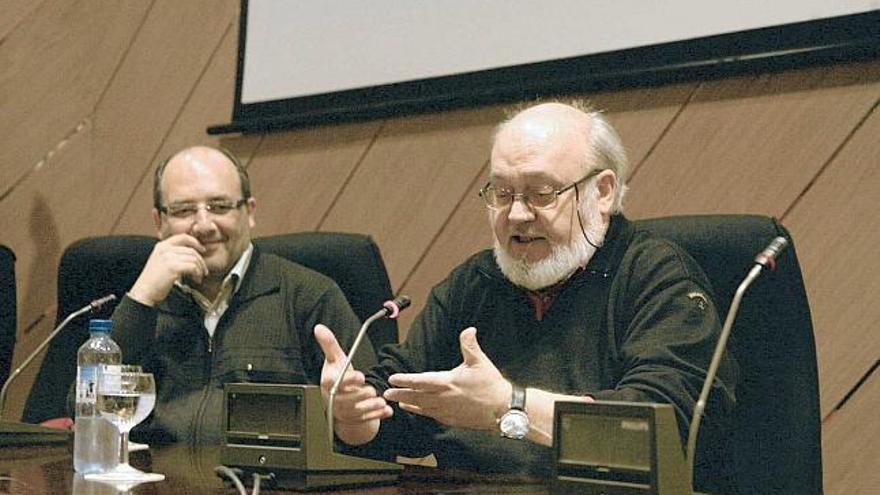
[159,246,281,316]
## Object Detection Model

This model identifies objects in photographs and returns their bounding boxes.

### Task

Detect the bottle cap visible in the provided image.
[88,319,114,333]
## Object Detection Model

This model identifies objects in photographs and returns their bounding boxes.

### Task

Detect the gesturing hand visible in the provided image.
[128,234,208,306]
[314,324,391,445]
[384,327,511,431]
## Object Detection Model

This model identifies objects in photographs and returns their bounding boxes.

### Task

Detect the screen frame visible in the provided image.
[207,3,879,134]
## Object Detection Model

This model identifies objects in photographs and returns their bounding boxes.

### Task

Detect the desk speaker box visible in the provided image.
[553,401,691,495]
[221,383,401,491]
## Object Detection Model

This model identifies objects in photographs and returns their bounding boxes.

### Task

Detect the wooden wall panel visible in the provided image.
[625,61,880,219]
[583,83,698,174]
[0,0,41,40]
[0,0,150,194]
[319,106,504,290]
[784,108,880,414]
[85,0,237,222]
[396,174,490,335]
[822,374,879,495]
[245,122,382,236]
[113,21,262,235]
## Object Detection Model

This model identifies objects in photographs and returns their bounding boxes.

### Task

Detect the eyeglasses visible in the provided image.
[479,169,603,210]
[158,198,248,219]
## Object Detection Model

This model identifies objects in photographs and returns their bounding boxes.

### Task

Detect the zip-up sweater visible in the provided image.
[112,248,374,445]
[364,214,737,491]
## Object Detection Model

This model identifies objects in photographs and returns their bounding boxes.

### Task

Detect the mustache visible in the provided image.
[510,228,545,237]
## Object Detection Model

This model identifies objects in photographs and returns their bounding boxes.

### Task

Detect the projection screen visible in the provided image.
[208,0,879,134]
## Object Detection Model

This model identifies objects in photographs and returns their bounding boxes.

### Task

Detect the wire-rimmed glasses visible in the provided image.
[479,168,603,210]
[157,198,248,220]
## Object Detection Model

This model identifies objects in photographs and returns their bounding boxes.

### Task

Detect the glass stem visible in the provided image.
[120,431,130,466]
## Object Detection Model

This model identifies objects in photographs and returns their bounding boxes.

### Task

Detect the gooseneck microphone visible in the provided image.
[685,236,789,484]
[327,296,411,445]
[754,236,789,271]
[0,294,117,420]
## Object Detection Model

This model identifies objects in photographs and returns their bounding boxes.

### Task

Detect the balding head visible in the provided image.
[495,102,591,147]
[492,100,628,213]
[153,146,251,210]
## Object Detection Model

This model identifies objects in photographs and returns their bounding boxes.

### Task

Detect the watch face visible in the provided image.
[499,409,529,439]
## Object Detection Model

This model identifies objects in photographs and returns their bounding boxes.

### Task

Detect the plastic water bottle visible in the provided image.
[74,319,122,474]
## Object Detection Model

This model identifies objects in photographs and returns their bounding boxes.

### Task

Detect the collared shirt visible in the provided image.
[524,267,586,321]
[175,243,254,337]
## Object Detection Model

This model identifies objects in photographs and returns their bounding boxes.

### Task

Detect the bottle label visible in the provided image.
[76,364,98,405]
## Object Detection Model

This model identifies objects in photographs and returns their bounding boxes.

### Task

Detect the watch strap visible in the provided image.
[510,384,526,411]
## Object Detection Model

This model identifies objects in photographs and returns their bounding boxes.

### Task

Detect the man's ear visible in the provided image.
[152,208,162,236]
[596,170,617,215]
[246,197,257,228]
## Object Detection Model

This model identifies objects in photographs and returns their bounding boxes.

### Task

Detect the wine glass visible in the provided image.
[101,365,149,453]
[85,370,164,483]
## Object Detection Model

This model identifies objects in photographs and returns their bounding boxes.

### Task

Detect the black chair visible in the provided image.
[23,233,397,423]
[633,215,822,495]
[0,245,16,389]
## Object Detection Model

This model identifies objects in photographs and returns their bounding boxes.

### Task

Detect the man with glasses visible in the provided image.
[110,145,375,444]
[316,101,736,490]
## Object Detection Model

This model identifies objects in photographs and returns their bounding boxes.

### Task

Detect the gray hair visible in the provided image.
[493,99,629,213]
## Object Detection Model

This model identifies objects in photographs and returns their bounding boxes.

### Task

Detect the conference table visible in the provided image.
[0,443,552,494]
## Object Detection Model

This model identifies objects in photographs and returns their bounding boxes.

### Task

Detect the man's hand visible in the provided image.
[314,324,391,446]
[40,417,74,430]
[128,234,208,306]
[384,327,511,431]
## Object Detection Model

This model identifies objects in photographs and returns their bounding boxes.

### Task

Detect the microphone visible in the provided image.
[685,237,790,484]
[0,295,117,421]
[327,296,411,445]
[754,236,788,271]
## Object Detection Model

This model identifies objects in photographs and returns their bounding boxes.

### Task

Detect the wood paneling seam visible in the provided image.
[0,1,152,207]
[397,159,489,293]
[780,97,880,222]
[89,0,157,118]
[109,16,236,235]
[822,358,879,424]
[0,119,90,204]
[0,0,47,45]
[626,83,701,183]
[315,120,387,232]
[240,134,267,170]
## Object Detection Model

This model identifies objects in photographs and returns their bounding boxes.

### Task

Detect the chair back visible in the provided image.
[633,215,823,495]
[23,233,397,423]
[0,245,16,388]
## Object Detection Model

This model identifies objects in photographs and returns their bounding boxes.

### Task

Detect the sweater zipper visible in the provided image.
[190,330,215,446]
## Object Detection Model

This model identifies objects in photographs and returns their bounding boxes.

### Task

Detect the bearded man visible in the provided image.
[315,101,736,489]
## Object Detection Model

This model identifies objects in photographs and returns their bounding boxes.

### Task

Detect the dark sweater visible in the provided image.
[112,248,374,445]
[365,215,736,490]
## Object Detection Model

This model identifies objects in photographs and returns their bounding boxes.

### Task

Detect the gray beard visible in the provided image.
[493,191,606,291]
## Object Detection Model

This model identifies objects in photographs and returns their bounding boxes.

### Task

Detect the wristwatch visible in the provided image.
[499,384,529,439]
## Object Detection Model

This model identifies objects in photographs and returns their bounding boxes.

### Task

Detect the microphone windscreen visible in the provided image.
[382,296,411,319]
[393,295,411,311]
[89,294,118,310]
[755,236,789,270]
